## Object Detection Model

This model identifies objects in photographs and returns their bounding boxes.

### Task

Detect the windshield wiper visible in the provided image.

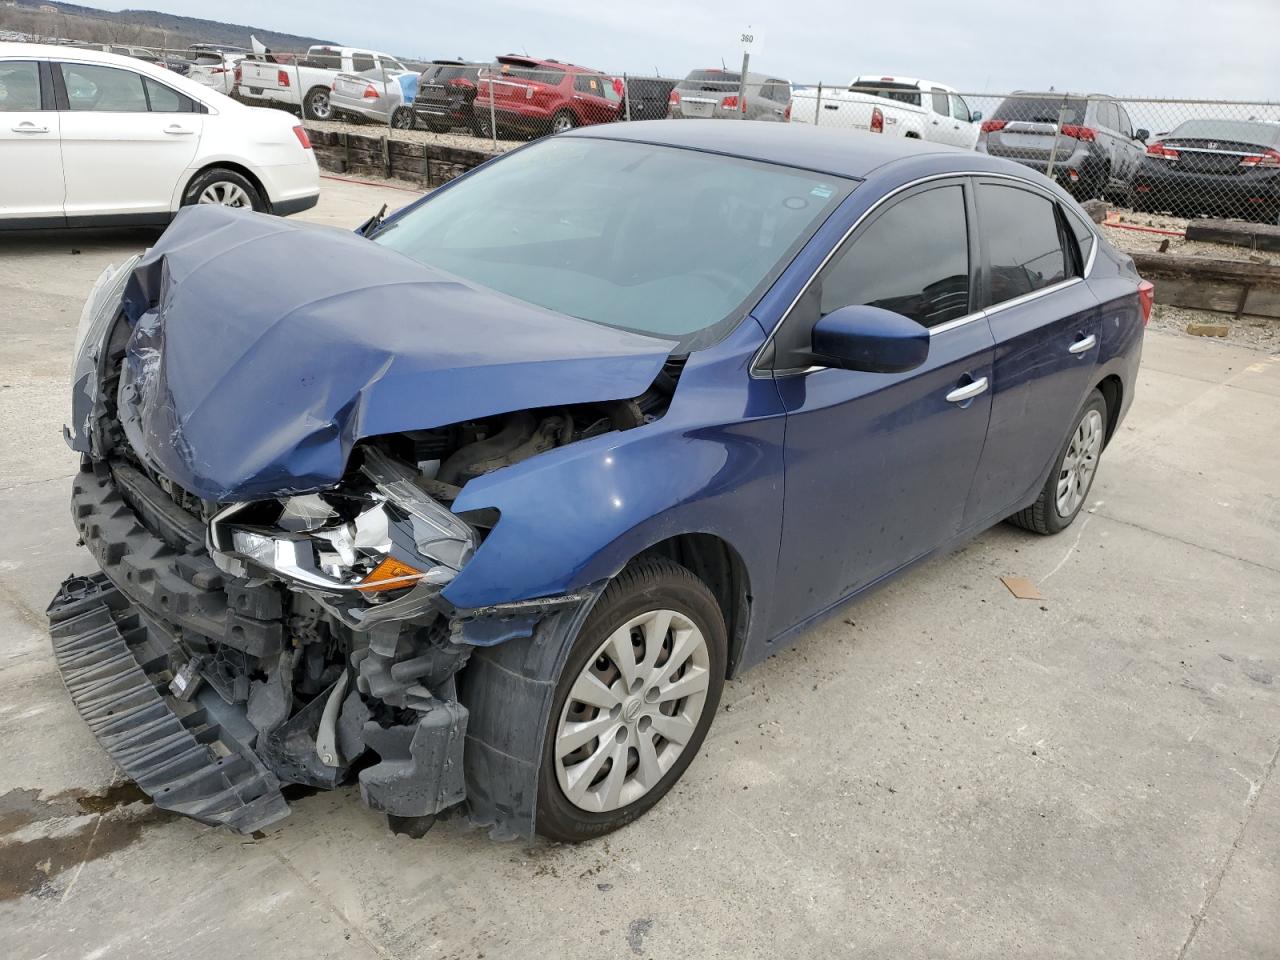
[357,204,389,238]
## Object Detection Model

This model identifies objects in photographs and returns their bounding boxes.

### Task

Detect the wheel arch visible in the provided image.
[178,160,271,212]
[1096,373,1123,445]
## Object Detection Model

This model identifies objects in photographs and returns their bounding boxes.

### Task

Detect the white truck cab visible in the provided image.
[791,75,981,150]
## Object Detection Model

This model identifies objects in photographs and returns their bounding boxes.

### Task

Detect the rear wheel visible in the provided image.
[551,109,577,135]
[536,559,726,841]
[1008,390,1107,535]
[182,168,265,213]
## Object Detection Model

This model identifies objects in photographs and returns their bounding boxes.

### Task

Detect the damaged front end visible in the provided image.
[50,213,678,837]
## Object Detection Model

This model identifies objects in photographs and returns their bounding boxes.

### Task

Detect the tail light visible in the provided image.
[292,125,312,150]
[363,83,380,99]
[211,66,229,75]
[1239,148,1280,168]
[277,69,290,88]
[668,88,680,107]
[720,95,739,110]
[1146,142,1180,160]
[1137,280,1155,326]
[1060,124,1096,141]
[980,119,1007,133]
[870,106,884,134]
[784,101,792,122]
[233,64,241,85]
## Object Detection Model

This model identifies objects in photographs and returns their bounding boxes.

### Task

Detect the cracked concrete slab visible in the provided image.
[0,176,1276,959]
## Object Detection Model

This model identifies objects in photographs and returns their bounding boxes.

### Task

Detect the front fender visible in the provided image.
[441,339,786,623]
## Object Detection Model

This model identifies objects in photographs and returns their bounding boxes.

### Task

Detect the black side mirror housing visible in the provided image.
[809,304,930,374]
[1134,128,1149,142]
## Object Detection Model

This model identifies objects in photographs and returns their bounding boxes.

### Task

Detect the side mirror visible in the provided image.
[809,304,930,374]
[970,110,983,122]
[1134,128,1149,142]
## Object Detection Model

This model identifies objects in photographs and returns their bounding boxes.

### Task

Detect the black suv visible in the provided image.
[412,61,483,134]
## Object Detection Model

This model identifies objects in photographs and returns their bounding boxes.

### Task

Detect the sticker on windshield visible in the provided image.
[810,186,834,199]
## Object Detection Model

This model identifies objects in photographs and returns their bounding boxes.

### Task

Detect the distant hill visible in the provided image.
[0,0,335,52]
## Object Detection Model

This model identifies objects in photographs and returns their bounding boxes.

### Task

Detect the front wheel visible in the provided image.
[1008,390,1107,535]
[536,559,726,842]
[391,107,416,130]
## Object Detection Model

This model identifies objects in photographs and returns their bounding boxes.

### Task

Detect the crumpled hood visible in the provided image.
[116,205,673,501]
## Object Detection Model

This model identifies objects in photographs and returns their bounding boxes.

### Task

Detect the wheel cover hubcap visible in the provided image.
[311,92,330,118]
[554,608,710,813]
[1056,408,1103,517]
[553,115,572,132]
[198,182,250,208]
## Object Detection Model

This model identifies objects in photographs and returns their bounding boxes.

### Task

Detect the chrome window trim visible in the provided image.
[982,275,1084,318]
[751,169,1095,378]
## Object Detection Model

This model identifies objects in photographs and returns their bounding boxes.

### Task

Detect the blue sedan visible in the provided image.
[54,120,1150,841]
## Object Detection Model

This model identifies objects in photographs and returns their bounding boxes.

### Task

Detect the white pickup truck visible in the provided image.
[237,43,411,121]
[791,76,981,149]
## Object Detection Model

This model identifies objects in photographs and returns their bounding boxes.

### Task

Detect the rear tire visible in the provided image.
[182,168,266,213]
[302,85,333,121]
[536,558,726,842]
[1008,390,1107,535]
[550,109,577,135]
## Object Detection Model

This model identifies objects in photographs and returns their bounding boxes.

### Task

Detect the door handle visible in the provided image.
[946,377,989,403]
[164,125,194,135]
[1068,334,1097,355]
[12,123,49,133]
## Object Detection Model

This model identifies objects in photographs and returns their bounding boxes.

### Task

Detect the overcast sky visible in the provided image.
[111,0,1277,100]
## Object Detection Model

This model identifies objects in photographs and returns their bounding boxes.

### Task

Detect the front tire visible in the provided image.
[182,168,266,213]
[536,559,726,842]
[391,107,416,130]
[1009,389,1107,535]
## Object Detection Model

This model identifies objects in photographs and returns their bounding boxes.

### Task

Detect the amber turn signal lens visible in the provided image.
[356,556,424,593]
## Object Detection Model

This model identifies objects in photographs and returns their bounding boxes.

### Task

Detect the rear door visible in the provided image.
[571,73,618,125]
[963,179,1103,528]
[54,61,203,221]
[0,59,64,224]
[768,180,995,634]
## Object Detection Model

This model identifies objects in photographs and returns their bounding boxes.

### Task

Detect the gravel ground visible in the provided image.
[307,117,522,154]
[1147,303,1280,352]
[1102,207,1280,265]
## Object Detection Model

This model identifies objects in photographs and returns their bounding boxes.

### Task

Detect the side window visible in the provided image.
[1115,102,1133,138]
[351,54,376,73]
[978,184,1069,305]
[144,77,194,112]
[0,61,43,112]
[930,88,949,116]
[58,63,149,112]
[1096,100,1116,132]
[818,185,971,328]
[950,93,971,123]
[573,74,602,96]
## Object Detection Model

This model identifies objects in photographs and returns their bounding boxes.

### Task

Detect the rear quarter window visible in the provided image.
[978,184,1069,305]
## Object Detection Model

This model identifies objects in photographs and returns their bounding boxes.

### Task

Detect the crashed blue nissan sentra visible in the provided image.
[50,121,1149,841]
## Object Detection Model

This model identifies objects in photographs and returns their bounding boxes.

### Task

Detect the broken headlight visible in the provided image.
[208,448,477,600]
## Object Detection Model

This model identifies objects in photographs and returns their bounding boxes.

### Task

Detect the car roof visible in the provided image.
[566,119,1013,180]
[495,54,602,75]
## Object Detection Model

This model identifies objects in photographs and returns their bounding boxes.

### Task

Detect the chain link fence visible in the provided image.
[9,38,1280,227]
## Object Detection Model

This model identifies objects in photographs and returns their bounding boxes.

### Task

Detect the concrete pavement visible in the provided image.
[0,177,1276,960]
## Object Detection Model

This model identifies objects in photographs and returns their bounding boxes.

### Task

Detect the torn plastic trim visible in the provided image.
[65,255,140,456]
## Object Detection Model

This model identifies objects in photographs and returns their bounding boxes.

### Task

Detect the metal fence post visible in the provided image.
[1045,95,1069,183]
[737,52,749,118]
[623,73,631,122]
[488,75,498,151]
[814,82,823,126]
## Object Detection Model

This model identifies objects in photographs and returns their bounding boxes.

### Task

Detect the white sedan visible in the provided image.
[0,43,319,229]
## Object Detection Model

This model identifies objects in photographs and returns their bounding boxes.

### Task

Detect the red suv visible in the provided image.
[474,55,622,138]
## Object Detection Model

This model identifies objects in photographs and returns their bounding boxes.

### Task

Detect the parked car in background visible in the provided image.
[668,69,791,122]
[412,60,483,133]
[978,92,1148,201]
[329,65,419,126]
[187,51,245,96]
[474,55,621,137]
[0,43,319,228]
[52,120,1147,844]
[791,76,980,148]
[1131,118,1280,223]
[237,44,409,120]
[622,76,676,121]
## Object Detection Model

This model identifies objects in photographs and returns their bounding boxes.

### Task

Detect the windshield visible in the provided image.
[373,137,851,348]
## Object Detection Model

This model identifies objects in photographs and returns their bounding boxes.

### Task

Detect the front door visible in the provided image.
[54,61,202,220]
[962,179,1103,528]
[0,59,64,224]
[767,180,995,635]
